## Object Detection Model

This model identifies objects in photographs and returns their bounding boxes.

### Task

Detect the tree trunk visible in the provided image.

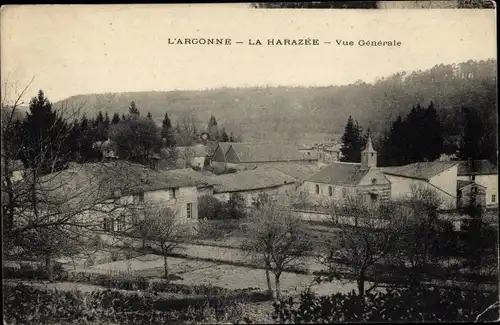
[142,237,146,249]
[46,254,53,282]
[357,278,365,297]
[274,273,282,300]
[162,248,169,280]
[264,259,275,299]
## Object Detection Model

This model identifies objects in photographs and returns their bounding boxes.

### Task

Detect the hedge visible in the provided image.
[3,282,263,325]
[273,285,499,323]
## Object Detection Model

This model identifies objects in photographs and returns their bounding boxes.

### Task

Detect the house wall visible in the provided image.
[428,165,458,198]
[96,186,199,232]
[384,174,456,210]
[458,174,498,206]
[299,181,357,206]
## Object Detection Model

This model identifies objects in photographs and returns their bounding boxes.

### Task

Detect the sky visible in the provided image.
[1,4,496,104]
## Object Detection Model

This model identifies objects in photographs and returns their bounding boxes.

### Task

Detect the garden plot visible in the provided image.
[77,253,364,297]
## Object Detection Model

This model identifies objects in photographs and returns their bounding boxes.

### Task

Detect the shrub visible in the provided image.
[223,193,247,219]
[273,286,499,323]
[3,261,66,281]
[198,195,223,220]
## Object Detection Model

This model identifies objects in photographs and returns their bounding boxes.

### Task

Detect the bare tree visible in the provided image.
[176,146,195,168]
[242,195,311,300]
[143,205,190,279]
[318,194,397,297]
[175,114,200,146]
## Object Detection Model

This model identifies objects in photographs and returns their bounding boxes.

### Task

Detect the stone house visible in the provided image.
[39,162,204,234]
[300,136,391,209]
[456,159,498,207]
[381,161,459,210]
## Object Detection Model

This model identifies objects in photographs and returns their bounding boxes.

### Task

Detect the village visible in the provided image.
[2,2,498,324]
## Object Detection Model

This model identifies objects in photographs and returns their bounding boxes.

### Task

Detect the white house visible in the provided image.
[456,159,498,207]
[381,161,459,210]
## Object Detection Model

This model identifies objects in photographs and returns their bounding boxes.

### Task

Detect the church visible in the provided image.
[300,136,391,208]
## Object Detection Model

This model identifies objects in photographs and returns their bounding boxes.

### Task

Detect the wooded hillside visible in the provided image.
[54,59,496,144]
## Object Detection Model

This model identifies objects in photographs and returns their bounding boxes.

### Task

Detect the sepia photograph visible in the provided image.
[1,1,498,324]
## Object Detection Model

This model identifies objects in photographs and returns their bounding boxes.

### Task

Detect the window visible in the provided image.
[172,188,177,199]
[371,153,374,157]
[492,195,496,203]
[472,187,477,194]
[103,218,114,232]
[116,216,126,232]
[371,178,377,185]
[187,203,193,219]
[315,184,320,194]
[471,175,476,181]
[328,186,333,197]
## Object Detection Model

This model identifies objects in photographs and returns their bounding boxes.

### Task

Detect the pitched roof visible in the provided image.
[230,143,318,163]
[216,142,234,155]
[457,160,498,176]
[256,163,322,182]
[307,162,369,185]
[210,168,297,193]
[40,161,200,201]
[457,180,486,190]
[160,168,218,188]
[381,161,458,181]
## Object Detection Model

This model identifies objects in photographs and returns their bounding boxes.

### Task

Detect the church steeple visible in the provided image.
[361,134,377,169]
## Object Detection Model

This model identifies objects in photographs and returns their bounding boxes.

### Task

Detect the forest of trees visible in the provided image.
[340,99,497,166]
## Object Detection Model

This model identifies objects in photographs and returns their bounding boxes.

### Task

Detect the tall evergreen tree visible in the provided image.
[111,113,121,125]
[121,113,127,121]
[459,107,485,160]
[340,115,364,162]
[19,90,70,174]
[104,112,111,127]
[129,101,140,116]
[422,101,443,161]
[161,112,176,148]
